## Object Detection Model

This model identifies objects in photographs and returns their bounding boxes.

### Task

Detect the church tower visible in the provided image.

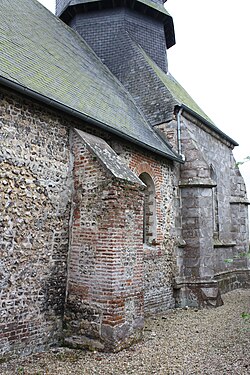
[56,0,175,74]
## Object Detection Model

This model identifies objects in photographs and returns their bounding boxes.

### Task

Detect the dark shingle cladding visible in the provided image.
[0,0,180,162]
[106,34,238,146]
[56,0,175,49]
[139,47,239,146]
[103,32,175,125]
[94,31,206,125]
[69,7,169,73]
[59,0,237,147]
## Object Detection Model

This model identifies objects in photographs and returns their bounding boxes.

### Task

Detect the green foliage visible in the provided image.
[225,251,250,264]
[242,312,250,321]
[224,258,234,263]
[236,156,250,167]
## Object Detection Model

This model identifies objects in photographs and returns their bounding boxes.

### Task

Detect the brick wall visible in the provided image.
[64,132,145,351]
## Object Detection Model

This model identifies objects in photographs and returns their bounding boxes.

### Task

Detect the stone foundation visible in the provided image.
[174,279,223,308]
[215,269,250,294]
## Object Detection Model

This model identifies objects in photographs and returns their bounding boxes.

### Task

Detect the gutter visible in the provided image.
[0,76,182,163]
[180,104,239,147]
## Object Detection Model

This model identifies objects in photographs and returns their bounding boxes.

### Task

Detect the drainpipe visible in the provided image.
[176,107,184,160]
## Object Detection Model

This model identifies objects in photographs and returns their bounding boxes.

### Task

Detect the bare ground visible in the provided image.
[0,289,249,375]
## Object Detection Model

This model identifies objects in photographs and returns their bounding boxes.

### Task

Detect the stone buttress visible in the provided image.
[162,111,249,308]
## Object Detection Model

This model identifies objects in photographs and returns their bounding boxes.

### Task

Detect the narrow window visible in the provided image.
[139,172,156,245]
[210,165,219,238]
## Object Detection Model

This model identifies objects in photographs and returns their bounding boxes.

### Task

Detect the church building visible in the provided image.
[0,0,249,357]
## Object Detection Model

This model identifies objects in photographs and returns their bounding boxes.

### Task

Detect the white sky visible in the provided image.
[38,0,250,198]
[167,0,250,199]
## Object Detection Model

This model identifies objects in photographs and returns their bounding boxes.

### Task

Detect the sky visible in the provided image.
[38,0,250,198]
[167,0,250,198]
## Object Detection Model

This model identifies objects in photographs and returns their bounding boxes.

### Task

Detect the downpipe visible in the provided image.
[176,107,185,161]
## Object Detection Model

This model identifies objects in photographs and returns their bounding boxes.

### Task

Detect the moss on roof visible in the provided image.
[139,48,237,145]
[137,0,170,16]
[141,48,214,124]
[0,0,179,160]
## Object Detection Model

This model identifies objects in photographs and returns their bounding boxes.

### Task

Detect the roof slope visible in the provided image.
[108,34,237,145]
[140,48,238,145]
[141,49,213,123]
[0,0,179,161]
[108,33,213,125]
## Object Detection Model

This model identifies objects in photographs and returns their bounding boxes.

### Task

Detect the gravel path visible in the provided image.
[1,289,249,374]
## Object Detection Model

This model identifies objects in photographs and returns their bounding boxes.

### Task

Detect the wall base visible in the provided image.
[63,318,144,352]
[174,270,250,308]
[214,269,250,294]
[174,279,223,308]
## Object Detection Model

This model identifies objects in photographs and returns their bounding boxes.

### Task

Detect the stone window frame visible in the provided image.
[139,172,157,246]
[210,164,219,239]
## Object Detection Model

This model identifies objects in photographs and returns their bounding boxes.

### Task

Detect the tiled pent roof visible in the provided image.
[57,0,175,49]
[0,0,180,161]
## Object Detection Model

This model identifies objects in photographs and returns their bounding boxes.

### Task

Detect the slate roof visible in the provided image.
[140,48,238,145]
[0,0,180,161]
[57,0,171,16]
[107,33,238,145]
[141,49,213,123]
[57,0,175,49]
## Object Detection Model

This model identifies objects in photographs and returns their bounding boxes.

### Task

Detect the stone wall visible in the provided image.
[0,89,73,357]
[1,84,248,358]
[183,115,249,261]
[166,112,249,307]
[0,88,178,357]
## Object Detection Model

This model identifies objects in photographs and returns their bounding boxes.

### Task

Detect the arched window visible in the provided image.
[139,172,156,245]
